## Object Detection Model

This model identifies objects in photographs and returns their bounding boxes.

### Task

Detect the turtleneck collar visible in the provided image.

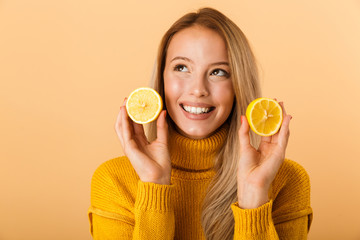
[168,124,229,179]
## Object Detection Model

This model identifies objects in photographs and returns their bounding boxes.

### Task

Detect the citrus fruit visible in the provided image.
[245,98,283,136]
[125,87,163,124]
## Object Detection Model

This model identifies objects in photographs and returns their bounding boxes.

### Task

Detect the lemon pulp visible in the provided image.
[126,87,163,124]
[246,98,283,136]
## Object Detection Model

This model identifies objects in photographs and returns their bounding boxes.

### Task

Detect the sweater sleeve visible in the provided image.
[231,200,279,239]
[88,158,175,240]
[132,181,175,239]
[231,160,313,239]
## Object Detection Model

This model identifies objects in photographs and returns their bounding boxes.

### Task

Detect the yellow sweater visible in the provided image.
[88,126,313,239]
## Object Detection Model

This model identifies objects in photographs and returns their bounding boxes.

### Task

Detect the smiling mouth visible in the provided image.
[180,104,215,114]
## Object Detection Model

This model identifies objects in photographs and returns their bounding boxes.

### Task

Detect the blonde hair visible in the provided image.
[147,8,261,239]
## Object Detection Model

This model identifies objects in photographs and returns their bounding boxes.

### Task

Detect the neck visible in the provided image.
[168,124,229,175]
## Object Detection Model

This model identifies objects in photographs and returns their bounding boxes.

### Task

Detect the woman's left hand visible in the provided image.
[237,101,292,209]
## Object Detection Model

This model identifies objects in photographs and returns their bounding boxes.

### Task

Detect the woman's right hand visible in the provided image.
[115,98,171,185]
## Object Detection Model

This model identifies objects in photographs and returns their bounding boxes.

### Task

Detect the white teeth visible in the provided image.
[182,105,211,114]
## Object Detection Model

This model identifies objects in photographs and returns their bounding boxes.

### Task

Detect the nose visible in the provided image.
[189,73,209,97]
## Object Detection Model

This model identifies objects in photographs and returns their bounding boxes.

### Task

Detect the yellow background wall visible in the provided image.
[1,1,360,239]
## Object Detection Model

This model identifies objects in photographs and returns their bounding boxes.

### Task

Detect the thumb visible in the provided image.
[239,115,251,152]
[156,110,169,145]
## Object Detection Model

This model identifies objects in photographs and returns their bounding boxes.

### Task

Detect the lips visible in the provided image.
[179,102,215,115]
[181,105,214,114]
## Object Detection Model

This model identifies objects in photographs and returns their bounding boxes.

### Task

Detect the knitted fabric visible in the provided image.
[88,125,312,239]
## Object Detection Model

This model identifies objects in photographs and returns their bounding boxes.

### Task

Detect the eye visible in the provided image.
[174,64,189,72]
[211,69,229,77]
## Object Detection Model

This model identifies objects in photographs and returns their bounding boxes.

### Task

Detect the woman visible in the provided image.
[88,7,313,239]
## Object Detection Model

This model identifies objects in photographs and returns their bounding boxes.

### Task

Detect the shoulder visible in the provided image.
[271,159,311,212]
[270,159,313,226]
[90,156,139,212]
[273,159,310,191]
[91,156,139,187]
[92,156,138,180]
[283,158,309,180]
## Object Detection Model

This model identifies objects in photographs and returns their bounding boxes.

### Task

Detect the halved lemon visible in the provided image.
[245,98,283,136]
[126,87,163,124]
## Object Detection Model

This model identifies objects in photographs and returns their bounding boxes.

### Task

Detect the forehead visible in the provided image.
[166,25,228,63]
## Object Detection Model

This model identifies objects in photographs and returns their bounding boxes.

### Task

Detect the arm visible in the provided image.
[234,101,311,239]
[89,97,174,239]
[89,180,175,240]
[231,200,278,240]
[231,200,312,240]
[88,158,175,239]
[132,181,175,239]
[232,152,313,239]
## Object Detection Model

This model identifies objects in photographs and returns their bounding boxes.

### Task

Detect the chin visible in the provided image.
[179,126,215,140]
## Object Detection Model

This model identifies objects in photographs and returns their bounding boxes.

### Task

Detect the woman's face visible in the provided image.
[164,25,235,139]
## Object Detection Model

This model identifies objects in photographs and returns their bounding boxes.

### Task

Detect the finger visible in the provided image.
[156,110,169,145]
[279,101,289,140]
[238,115,252,152]
[115,98,127,146]
[261,135,272,144]
[121,104,134,143]
[270,101,286,144]
[115,109,124,146]
[279,101,287,116]
[278,113,292,149]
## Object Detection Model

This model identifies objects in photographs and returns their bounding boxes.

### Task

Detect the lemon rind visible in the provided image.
[246,98,283,137]
[126,87,163,124]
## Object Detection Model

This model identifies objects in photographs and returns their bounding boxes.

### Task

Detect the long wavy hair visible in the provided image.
[146,7,261,239]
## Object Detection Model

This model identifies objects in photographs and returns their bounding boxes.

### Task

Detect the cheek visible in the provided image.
[212,82,235,108]
[164,72,184,107]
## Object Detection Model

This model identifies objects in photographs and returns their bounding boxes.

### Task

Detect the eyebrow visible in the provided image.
[171,56,194,63]
[170,56,229,67]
